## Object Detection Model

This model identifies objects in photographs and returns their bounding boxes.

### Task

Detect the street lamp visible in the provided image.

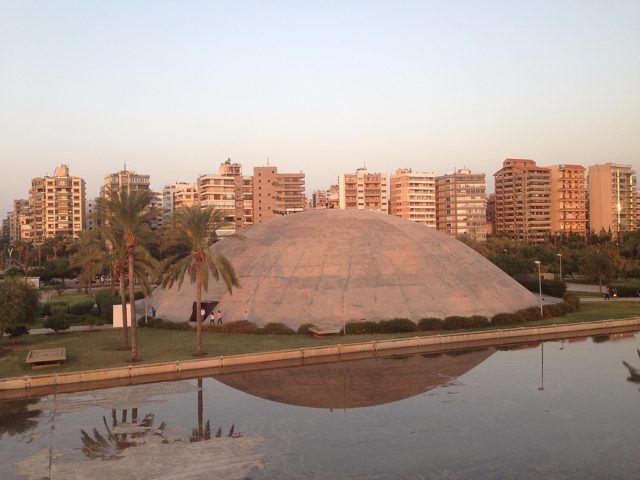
[534,260,543,317]
[557,253,562,282]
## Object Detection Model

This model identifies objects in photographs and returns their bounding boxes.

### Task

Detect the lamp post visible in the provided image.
[534,260,543,318]
[557,253,562,282]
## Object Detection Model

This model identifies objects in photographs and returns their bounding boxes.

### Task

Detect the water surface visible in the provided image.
[1,333,638,479]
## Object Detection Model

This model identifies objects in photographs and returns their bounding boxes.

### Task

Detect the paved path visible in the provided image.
[565,282,602,293]
[28,325,113,335]
[581,296,640,303]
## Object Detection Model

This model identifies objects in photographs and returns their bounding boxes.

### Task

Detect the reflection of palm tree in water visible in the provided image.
[622,349,640,384]
[0,399,41,438]
[80,408,165,459]
[190,378,240,443]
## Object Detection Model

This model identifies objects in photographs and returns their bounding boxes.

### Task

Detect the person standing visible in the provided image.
[243,310,249,322]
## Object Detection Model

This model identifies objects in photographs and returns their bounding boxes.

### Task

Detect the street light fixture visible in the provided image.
[534,260,543,318]
[557,253,562,282]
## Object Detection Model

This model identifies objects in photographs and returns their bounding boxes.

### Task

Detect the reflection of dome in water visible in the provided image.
[151,209,537,328]
[215,348,495,409]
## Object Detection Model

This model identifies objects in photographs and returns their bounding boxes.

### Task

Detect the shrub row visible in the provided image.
[607,280,640,297]
[515,277,567,298]
[257,322,296,335]
[138,317,192,331]
[134,294,581,337]
[4,325,30,340]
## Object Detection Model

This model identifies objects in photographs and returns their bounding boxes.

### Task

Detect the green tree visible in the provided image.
[488,252,532,277]
[69,232,106,293]
[0,276,40,336]
[100,189,157,361]
[580,246,617,292]
[159,207,240,356]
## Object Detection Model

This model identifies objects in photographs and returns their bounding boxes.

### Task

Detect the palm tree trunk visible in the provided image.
[128,248,139,361]
[119,270,129,349]
[196,267,203,355]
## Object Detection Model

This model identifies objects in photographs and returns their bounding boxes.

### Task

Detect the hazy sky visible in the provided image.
[1,0,639,217]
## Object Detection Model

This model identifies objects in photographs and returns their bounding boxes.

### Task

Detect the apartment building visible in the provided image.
[253,166,305,223]
[494,159,551,244]
[435,169,487,240]
[486,194,496,235]
[548,164,587,236]
[102,169,150,198]
[162,182,198,225]
[588,163,636,238]
[8,199,29,244]
[338,168,388,212]
[27,164,86,243]
[312,185,339,209]
[389,169,436,227]
[198,173,239,226]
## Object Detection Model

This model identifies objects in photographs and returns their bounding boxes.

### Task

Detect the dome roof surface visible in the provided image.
[151,209,538,328]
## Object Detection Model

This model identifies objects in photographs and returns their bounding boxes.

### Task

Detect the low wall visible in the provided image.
[1,317,639,398]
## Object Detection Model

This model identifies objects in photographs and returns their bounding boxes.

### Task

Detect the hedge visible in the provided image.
[516,277,567,298]
[69,300,95,315]
[417,318,444,331]
[345,321,380,334]
[297,323,316,335]
[43,315,72,332]
[377,318,417,333]
[258,322,296,335]
[607,280,640,297]
[205,320,258,334]
[139,317,192,331]
[50,305,68,316]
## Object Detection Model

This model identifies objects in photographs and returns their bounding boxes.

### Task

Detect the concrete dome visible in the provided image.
[151,209,538,328]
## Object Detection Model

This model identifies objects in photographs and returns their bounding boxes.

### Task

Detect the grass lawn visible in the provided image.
[1,301,638,380]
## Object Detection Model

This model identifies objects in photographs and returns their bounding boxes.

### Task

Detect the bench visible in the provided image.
[26,348,67,369]
[308,327,342,338]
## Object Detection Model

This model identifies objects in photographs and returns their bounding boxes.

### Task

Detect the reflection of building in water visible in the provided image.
[214,348,494,409]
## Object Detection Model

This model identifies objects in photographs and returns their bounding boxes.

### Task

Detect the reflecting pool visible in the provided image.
[1,332,639,479]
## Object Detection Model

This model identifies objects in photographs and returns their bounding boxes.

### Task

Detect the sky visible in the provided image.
[1,0,639,217]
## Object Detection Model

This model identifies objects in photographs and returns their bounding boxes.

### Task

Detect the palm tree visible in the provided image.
[159,206,240,356]
[102,224,130,349]
[100,189,158,361]
[69,232,105,294]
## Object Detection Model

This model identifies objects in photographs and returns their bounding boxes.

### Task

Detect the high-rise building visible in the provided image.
[486,194,496,236]
[220,159,253,229]
[389,168,436,227]
[198,170,240,226]
[548,164,587,236]
[588,163,636,238]
[338,168,388,212]
[149,191,163,231]
[1,216,9,248]
[85,198,98,232]
[435,169,487,240]
[102,169,150,198]
[162,182,198,225]
[494,158,551,244]
[312,185,339,209]
[8,199,29,244]
[253,166,306,223]
[28,164,86,243]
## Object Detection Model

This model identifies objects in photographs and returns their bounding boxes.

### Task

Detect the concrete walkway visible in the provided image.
[566,282,603,293]
[28,325,113,335]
